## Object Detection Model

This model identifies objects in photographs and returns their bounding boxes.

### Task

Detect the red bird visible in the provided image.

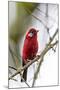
[21,28,39,82]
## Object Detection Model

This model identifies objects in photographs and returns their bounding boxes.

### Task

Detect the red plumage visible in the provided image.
[21,28,38,82]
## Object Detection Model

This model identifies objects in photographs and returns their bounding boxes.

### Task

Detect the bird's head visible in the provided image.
[26,28,39,39]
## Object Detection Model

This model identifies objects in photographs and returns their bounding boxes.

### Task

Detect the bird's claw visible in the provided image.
[27,59,31,62]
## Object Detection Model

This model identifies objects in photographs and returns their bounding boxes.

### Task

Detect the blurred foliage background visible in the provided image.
[9,2,38,68]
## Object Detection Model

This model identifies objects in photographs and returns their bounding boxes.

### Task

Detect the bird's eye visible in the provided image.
[28,32,33,37]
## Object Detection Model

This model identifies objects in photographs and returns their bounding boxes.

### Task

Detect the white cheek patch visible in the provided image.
[28,33,33,37]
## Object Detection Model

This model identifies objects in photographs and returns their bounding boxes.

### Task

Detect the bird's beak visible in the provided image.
[37,30,39,33]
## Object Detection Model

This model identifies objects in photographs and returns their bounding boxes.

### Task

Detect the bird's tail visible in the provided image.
[21,68,27,82]
[21,61,27,82]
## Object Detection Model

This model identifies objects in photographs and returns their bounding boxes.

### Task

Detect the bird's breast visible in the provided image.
[22,38,38,61]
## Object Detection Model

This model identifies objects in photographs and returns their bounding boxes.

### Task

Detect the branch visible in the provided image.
[9,67,18,81]
[9,40,58,80]
[32,57,44,87]
[9,66,30,87]
[9,66,17,71]
[32,40,58,87]
[9,29,58,81]
[9,41,58,80]
[9,77,18,82]
[47,28,58,45]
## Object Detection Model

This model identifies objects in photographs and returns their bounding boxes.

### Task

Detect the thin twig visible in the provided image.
[36,6,57,24]
[48,28,58,45]
[32,57,44,87]
[9,39,58,80]
[9,45,21,60]
[9,66,18,81]
[9,77,18,82]
[9,66,30,87]
[9,40,58,80]
[9,29,58,82]
[9,66,17,71]
[25,6,57,30]
[9,46,17,67]
[9,40,58,81]
[45,4,56,52]
[24,7,48,29]
[32,40,58,86]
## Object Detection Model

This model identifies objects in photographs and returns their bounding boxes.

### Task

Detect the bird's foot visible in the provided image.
[37,55,40,57]
[27,59,31,62]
